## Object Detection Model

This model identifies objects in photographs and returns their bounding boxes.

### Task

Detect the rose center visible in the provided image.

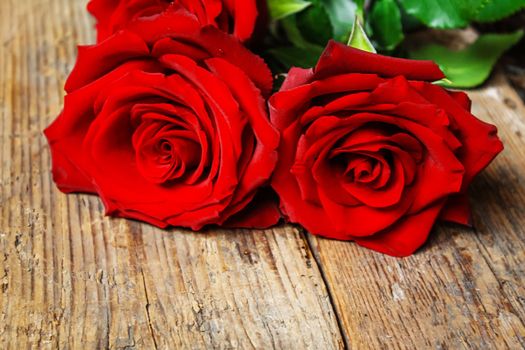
[332,153,387,186]
[133,122,202,185]
[157,137,200,169]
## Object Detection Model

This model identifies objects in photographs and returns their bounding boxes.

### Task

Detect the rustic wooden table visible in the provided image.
[1,0,524,349]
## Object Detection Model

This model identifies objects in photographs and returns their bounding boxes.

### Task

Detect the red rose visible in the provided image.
[87,0,259,42]
[45,8,280,230]
[270,41,503,257]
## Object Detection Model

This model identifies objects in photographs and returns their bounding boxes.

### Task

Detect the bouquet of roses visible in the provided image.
[46,0,520,257]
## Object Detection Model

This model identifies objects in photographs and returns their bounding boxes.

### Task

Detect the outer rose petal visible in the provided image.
[272,121,337,236]
[355,202,445,257]
[87,0,120,42]
[229,0,258,42]
[223,190,281,229]
[413,82,504,189]
[412,82,503,223]
[439,194,472,226]
[65,31,151,92]
[314,41,445,82]
[280,67,314,91]
[204,58,279,223]
[45,138,96,194]
[448,91,472,111]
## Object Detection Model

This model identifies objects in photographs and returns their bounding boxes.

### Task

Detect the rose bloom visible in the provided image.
[87,0,260,42]
[45,7,280,230]
[270,41,503,257]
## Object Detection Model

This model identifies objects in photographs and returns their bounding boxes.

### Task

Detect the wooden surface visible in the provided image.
[0,0,524,349]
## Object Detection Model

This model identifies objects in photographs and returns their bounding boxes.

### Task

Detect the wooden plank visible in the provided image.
[0,0,344,348]
[308,72,525,349]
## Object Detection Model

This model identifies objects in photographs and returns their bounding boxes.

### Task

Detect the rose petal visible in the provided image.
[65,31,150,92]
[439,194,473,226]
[314,41,445,82]
[222,189,281,229]
[413,82,504,190]
[355,202,445,257]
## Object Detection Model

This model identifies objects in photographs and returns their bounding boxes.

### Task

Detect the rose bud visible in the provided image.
[87,0,259,43]
[270,41,503,257]
[45,7,280,230]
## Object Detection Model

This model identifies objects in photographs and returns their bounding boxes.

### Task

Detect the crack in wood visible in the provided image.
[139,269,158,350]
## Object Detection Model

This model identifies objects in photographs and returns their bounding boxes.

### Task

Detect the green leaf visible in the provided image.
[321,0,357,42]
[369,0,404,51]
[475,0,525,22]
[399,3,424,31]
[267,0,337,71]
[399,0,525,29]
[398,0,470,28]
[268,0,312,20]
[281,16,326,52]
[268,46,324,69]
[281,16,311,48]
[296,1,334,46]
[348,18,377,53]
[409,31,524,88]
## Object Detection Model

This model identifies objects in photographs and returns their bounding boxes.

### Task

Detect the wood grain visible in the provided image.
[1,0,525,349]
[308,72,525,349]
[0,0,344,348]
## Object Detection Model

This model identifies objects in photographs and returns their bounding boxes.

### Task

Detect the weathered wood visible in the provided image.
[308,72,525,349]
[0,0,344,348]
[2,0,525,349]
